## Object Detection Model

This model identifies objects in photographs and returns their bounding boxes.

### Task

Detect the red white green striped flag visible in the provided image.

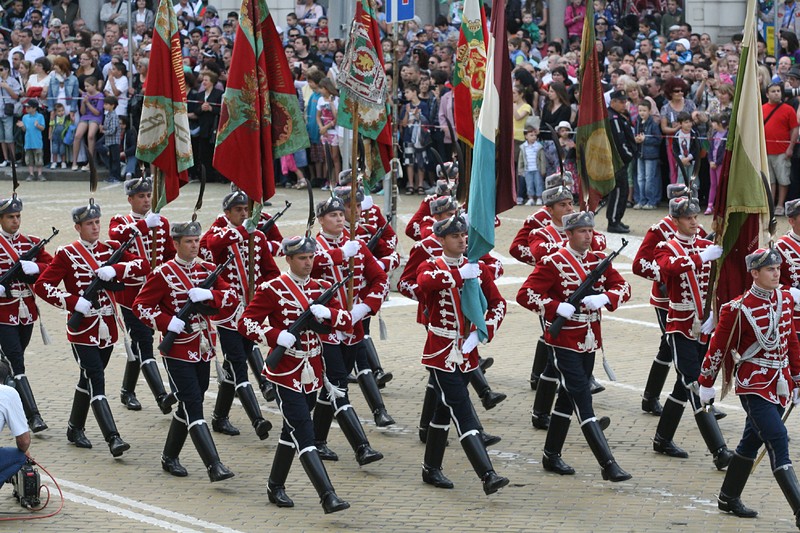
[135,0,192,208]
[452,0,487,147]
[213,0,308,202]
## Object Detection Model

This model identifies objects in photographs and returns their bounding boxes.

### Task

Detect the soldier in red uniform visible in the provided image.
[311,196,388,466]
[416,213,509,495]
[35,201,148,457]
[517,211,632,481]
[406,178,452,241]
[109,177,177,414]
[201,189,278,440]
[633,184,725,420]
[699,248,800,527]
[777,199,800,338]
[133,220,236,482]
[240,236,352,514]
[650,197,733,469]
[0,194,52,433]
[528,185,608,430]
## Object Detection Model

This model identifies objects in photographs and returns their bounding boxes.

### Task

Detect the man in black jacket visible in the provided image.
[606,90,636,234]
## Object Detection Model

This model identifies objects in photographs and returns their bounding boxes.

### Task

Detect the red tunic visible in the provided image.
[108,213,176,309]
[416,256,505,372]
[239,273,352,393]
[775,231,800,331]
[133,258,235,362]
[517,246,631,353]
[35,240,149,347]
[406,195,440,240]
[313,231,389,345]
[655,233,713,342]
[201,216,281,329]
[700,288,800,407]
[350,222,400,273]
[361,204,398,251]
[527,225,607,264]
[258,212,284,257]
[0,231,53,326]
[509,208,551,265]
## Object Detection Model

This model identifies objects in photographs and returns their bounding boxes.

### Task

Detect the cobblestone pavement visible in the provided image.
[2,181,799,532]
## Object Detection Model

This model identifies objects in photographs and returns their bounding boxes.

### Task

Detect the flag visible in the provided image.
[463,0,515,341]
[453,0,487,147]
[711,0,771,315]
[136,0,192,209]
[336,0,392,189]
[214,0,309,202]
[575,0,622,202]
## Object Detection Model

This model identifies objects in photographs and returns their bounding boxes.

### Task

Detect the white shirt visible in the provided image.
[0,385,28,438]
[104,74,129,116]
[9,44,44,63]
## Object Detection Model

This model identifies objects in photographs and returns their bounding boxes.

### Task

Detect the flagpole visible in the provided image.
[150,168,160,268]
[347,102,360,310]
[247,198,255,302]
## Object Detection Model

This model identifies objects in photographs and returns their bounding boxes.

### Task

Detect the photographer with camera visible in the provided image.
[0,360,30,489]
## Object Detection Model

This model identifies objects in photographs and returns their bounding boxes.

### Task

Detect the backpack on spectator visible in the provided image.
[63,123,77,145]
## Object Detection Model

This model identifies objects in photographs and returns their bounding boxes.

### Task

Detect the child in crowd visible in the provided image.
[556,121,578,193]
[17,100,45,181]
[672,111,700,191]
[633,99,661,209]
[517,128,546,206]
[316,77,341,187]
[400,82,431,195]
[707,112,729,215]
[100,95,120,183]
[49,102,69,169]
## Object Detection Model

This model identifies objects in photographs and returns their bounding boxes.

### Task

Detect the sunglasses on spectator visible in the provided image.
[766,61,776,66]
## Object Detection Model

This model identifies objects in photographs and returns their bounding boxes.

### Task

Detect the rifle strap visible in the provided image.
[277,274,312,310]
[0,234,21,263]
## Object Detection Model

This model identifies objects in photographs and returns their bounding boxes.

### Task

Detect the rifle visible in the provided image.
[66,232,140,330]
[0,227,59,291]
[157,255,235,354]
[366,221,390,253]
[258,200,292,235]
[266,271,354,371]
[548,239,629,338]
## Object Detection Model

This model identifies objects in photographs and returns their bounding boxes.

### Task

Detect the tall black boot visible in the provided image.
[268,441,296,507]
[422,423,453,488]
[91,397,130,457]
[466,400,501,447]
[313,401,338,461]
[247,346,275,401]
[589,374,605,394]
[236,383,272,440]
[120,359,142,411]
[460,430,509,495]
[774,464,800,529]
[14,375,47,432]
[211,381,240,435]
[299,448,350,514]
[140,359,175,415]
[642,357,670,415]
[189,421,235,482]
[161,416,188,477]
[66,388,92,448]
[418,384,436,443]
[531,376,558,430]
[529,337,549,390]
[717,452,758,517]
[469,367,507,410]
[363,335,392,388]
[653,396,689,458]
[542,413,575,475]
[581,419,631,482]
[356,370,395,427]
[695,409,733,470]
[335,405,384,466]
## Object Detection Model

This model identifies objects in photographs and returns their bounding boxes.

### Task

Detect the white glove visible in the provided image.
[699,245,723,263]
[582,294,610,311]
[167,316,186,334]
[277,330,296,348]
[188,287,213,302]
[461,331,480,354]
[793,387,800,406]
[145,212,162,228]
[458,263,481,280]
[375,258,387,271]
[699,385,716,405]
[341,240,360,259]
[96,265,117,281]
[701,313,715,335]
[350,302,371,323]
[360,195,374,211]
[556,302,576,318]
[0,285,5,297]
[74,297,92,315]
[20,260,38,275]
[790,287,800,304]
[310,304,332,320]
[241,219,257,235]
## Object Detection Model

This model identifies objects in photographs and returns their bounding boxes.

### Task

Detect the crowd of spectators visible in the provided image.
[0,0,795,210]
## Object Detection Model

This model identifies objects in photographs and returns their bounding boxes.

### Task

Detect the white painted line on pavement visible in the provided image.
[58,479,245,533]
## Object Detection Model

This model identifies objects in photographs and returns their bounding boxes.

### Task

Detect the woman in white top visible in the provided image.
[26,57,51,111]
[103,61,128,116]
[133,0,155,30]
